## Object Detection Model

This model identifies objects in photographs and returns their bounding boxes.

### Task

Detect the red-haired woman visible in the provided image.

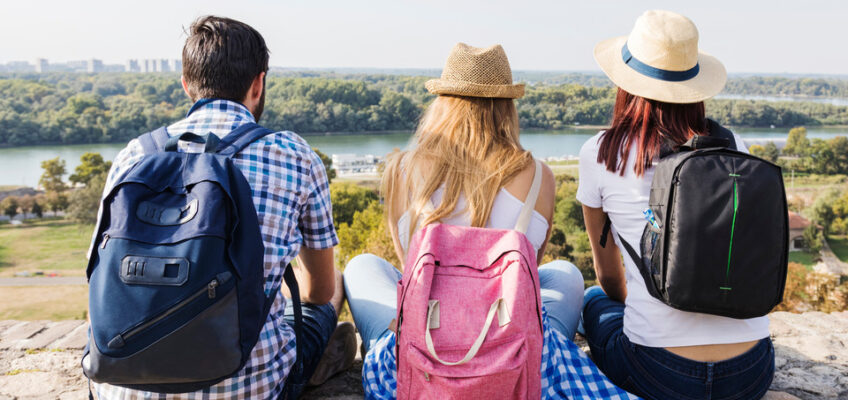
[577,10,775,400]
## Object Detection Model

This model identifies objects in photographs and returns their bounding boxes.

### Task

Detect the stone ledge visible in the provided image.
[0,311,845,399]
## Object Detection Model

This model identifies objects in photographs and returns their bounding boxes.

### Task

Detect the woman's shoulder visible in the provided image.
[579,130,606,158]
[578,130,607,170]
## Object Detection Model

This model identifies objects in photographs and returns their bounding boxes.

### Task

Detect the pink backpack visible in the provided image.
[396,160,544,400]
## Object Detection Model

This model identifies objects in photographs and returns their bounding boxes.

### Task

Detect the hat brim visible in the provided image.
[425,79,525,99]
[594,36,726,104]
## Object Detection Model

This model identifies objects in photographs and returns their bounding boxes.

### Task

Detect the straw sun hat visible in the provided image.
[594,10,727,104]
[426,43,525,99]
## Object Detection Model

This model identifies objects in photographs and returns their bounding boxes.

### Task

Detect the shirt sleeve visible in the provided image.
[298,150,339,249]
[576,134,604,208]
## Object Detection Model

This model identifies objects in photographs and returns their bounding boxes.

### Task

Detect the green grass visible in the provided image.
[783,173,848,189]
[0,285,88,320]
[0,218,92,277]
[788,250,820,268]
[544,159,579,166]
[829,235,848,263]
[549,164,579,178]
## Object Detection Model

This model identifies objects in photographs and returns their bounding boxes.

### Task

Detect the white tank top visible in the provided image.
[398,163,549,252]
[576,131,770,347]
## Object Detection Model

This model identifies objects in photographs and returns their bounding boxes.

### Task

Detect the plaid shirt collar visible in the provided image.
[169,98,257,137]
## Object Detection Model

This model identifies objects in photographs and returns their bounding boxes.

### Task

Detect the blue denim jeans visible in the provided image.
[280,300,337,398]
[343,254,585,353]
[581,286,775,400]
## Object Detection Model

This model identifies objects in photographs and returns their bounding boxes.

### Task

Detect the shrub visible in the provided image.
[776,262,848,313]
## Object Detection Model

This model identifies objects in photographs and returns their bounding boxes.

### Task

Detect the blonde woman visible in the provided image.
[343,43,636,399]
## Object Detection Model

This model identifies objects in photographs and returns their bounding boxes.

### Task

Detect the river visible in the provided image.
[1,126,846,187]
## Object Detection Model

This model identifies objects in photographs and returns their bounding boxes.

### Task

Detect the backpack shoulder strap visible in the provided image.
[514,159,544,234]
[281,265,305,398]
[599,215,644,269]
[216,123,277,157]
[137,127,170,155]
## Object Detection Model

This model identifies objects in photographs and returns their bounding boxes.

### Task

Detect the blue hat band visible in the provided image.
[621,43,700,82]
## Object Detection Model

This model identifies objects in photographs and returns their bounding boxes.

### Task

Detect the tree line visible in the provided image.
[3,146,845,311]
[748,126,848,237]
[723,76,848,98]
[2,72,848,147]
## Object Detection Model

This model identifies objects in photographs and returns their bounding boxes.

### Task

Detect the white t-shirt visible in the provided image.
[576,131,770,347]
[398,187,549,252]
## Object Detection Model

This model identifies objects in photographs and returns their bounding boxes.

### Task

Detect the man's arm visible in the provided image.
[291,147,340,305]
[583,205,627,302]
[292,246,335,305]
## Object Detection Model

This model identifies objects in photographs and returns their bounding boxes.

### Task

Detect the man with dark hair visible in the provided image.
[92,16,355,399]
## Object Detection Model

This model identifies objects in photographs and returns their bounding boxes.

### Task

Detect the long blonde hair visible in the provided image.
[382,95,532,237]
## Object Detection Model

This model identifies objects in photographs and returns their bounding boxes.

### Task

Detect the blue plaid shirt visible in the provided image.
[362,308,641,400]
[93,99,338,399]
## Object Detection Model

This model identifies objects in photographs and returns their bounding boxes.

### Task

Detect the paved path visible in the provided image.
[0,277,87,287]
[818,238,848,276]
[4,312,847,399]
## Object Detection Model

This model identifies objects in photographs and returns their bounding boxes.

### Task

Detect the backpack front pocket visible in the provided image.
[403,335,528,400]
[84,285,243,385]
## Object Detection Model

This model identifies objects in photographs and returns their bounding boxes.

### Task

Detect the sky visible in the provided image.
[2,0,846,75]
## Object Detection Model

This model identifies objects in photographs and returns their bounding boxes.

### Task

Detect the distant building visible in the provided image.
[168,59,182,73]
[788,211,813,251]
[142,59,158,72]
[103,63,126,72]
[34,58,48,73]
[126,59,140,72]
[158,59,169,72]
[332,154,381,175]
[86,59,103,73]
[6,61,33,72]
[66,60,87,72]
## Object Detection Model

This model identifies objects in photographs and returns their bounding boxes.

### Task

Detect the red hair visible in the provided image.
[598,89,706,176]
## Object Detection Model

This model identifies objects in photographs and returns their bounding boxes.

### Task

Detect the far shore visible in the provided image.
[3,124,848,150]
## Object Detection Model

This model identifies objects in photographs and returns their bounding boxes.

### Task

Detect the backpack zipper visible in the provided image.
[107,272,232,348]
[721,177,740,292]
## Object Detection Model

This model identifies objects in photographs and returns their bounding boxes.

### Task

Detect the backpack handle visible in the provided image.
[164,132,221,153]
[678,135,731,151]
[424,298,510,366]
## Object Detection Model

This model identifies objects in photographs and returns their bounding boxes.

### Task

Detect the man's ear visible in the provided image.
[246,71,265,103]
[181,76,193,100]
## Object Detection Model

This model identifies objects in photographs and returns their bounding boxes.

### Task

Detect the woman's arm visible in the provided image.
[535,163,556,264]
[386,210,405,270]
[582,205,627,302]
[384,170,407,269]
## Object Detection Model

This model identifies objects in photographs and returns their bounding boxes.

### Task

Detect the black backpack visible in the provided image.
[601,119,788,319]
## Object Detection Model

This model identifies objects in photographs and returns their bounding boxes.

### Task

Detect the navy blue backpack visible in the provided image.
[82,123,305,394]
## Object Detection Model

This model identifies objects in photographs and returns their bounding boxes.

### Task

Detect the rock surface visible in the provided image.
[0,312,845,399]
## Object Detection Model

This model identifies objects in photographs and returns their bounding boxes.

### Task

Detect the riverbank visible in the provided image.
[4,124,848,151]
[4,126,848,188]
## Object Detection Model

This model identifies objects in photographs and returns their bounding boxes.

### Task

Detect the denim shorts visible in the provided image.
[280,300,337,398]
[581,286,775,400]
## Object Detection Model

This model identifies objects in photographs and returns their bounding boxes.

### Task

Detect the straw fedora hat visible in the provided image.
[594,10,726,104]
[426,43,525,99]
